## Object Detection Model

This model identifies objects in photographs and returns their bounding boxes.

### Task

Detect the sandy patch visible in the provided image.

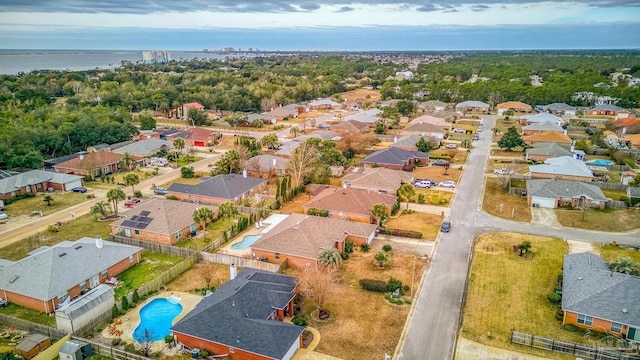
[567,240,600,255]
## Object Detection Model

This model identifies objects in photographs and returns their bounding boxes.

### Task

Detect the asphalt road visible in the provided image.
[397,116,640,360]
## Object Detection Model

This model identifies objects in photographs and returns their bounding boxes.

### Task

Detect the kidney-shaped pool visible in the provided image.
[133,297,183,342]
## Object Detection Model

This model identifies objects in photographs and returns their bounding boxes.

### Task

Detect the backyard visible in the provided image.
[555,207,640,232]
[482,178,532,222]
[113,250,184,299]
[174,214,239,250]
[0,303,56,327]
[385,211,443,240]
[165,261,231,292]
[2,192,89,217]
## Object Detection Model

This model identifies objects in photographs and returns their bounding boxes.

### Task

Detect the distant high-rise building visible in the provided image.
[248,47,253,52]
[203,48,209,53]
[142,51,171,64]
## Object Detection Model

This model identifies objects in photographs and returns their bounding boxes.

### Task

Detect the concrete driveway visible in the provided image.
[530,207,562,227]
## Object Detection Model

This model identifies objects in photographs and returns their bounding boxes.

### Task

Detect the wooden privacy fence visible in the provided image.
[606,200,628,209]
[199,252,283,273]
[595,183,629,191]
[109,235,198,258]
[511,330,640,360]
[72,336,148,360]
[136,255,197,297]
[0,314,67,340]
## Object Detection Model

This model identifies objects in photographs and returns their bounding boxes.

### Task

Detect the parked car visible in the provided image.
[124,198,141,207]
[0,211,8,221]
[71,186,87,193]
[318,123,330,129]
[416,178,436,185]
[493,168,513,175]
[473,135,480,141]
[432,159,450,166]
[0,199,4,210]
[445,143,458,149]
[438,181,456,188]
[149,157,169,167]
[453,128,465,133]
[478,124,484,132]
[440,220,451,232]
[154,187,168,195]
[415,180,432,188]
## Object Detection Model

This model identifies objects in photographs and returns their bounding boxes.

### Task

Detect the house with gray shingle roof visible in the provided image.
[391,134,439,150]
[628,187,640,200]
[526,179,607,209]
[540,103,576,116]
[244,154,288,178]
[343,112,380,124]
[589,104,631,117]
[529,156,593,182]
[562,253,640,342]
[111,139,174,157]
[342,167,414,195]
[167,173,266,205]
[362,147,429,171]
[455,100,490,112]
[525,143,573,161]
[0,237,141,313]
[520,112,565,126]
[172,268,304,360]
[0,170,84,199]
[522,122,564,135]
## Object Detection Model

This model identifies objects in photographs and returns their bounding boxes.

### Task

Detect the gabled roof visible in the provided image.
[526,179,607,201]
[251,213,377,260]
[522,112,565,124]
[342,167,414,191]
[111,198,216,235]
[0,237,141,301]
[183,102,205,109]
[189,127,216,141]
[245,154,288,171]
[522,122,564,132]
[391,134,433,149]
[167,174,266,200]
[54,151,126,170]
[455,100,490,109]
[523,131,572,144]
[542,103,576,111]
[344,112,379,123]
[590,104,627,112]
[562,253,640,328]
[172,268,303,360]
[419,100,448,108]
[295,130,341,142]
[308,98,342,107]
[362,147,429,167]
[529,156,593,178]
[496,101,532,111]
[401,121,446,134]
[111,139,174,156]
[331,120,370,133]
[304,187,397,216]
[247,113,276,122]
[614,117,640,128]
[526,143,573,157]
[263,107,298,118]
[0,170,83,195]
[622,133,640,146]
[408,115,451,129]
[363,108,382,116]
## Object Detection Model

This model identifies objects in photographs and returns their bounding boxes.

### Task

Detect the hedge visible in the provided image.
[378,228,423,239]
[2,192,35,205]
[307,208,329,217]
[359,279,388,293]
[429,155,451,161]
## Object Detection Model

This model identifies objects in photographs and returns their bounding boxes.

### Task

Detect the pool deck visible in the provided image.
[102,291,201,353]
[218,213,289,258]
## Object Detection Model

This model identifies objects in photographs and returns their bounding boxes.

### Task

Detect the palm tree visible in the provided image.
[173,137,186,162]
[517,241,532,256]
[374,251,390,268]
[397,183,416,210]
[121,152,135,171]
[290,127,302,138]
[491,127,501,136]
[124,173,140,194]
[261,133,279,149]
[193,207,215,239]
[43,195,53,206]
[461,139,472,149]
[92,201,112,219]
[371,203,389,226]
[317,247,342,267]
[218,201,239,231]
[609,257,639,275]
[107,188,126,216]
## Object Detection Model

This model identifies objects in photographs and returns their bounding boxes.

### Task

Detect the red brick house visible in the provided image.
[159,127,217,148]
[361,147,429,171]
[0,170,83,199]
[303,187,397,223]
[167,173,267,205]
[172,102,205,119]
[53,151,131,179]
[172,268,304,360]
[588,104,631,118]
[0,237,141,313]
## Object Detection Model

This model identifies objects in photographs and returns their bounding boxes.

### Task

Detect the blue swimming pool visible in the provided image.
[231,234,262,250]
[587,159,614,166]
[133,298,182,342]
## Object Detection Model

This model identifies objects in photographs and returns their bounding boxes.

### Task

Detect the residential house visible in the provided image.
[614,117,640,131]
[526,179,607,209]
[601,130,623,148]
[274,141,301,159]
[408,115,452,130]
[529,156,593,182]
[496,101,533,115]
[380,99,402,107]
[523,131,573,148]
[244,155,288,178]
[167,172,267,205]
[395,70,414,79]
[44,152,86,171]
[247,113,277,125]
[418,100,448,112]
[391,134,439,150]
[111,139,174,157]
[159,127,217,148]
[343,112,380,124]
[455,100,490,113]
[110,198,217,245]
[561,252,640,342]
[540,103,576,116]
[525,143,573,161]
[399,121,446,143]
[308,98,342,110]
[330,120,370,134]
[522,122,564,135]
[342,167,414,195]
[361,147,429,171]
[251,213,377,268]
[520,112,565,126]
[263,107,299,121]
[0,170,83,199]
[303,187,397,223]
[588,104,631,118]
[0,237,141,313]
[173,102,205,119]
[53,151,131,179]
[172,268,304,360]
[621,134,640,150]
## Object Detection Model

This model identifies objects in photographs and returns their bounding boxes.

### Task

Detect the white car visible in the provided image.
[453,128,465,133]
[0,211,8,221]
[438,181,456,188]
[493,168,513,175]
[445,144,458,149]
[415,181,432,188]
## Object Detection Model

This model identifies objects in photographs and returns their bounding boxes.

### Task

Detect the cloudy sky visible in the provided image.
[0,0,639,50]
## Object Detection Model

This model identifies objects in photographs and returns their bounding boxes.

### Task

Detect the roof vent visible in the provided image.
[74,245,82,250]
[232,301,235,307]
[9,275,19,283]
[577,277,583,280]
[59,252,67,257]
[622,309,628,314]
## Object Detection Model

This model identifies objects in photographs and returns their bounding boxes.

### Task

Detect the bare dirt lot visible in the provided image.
[414,165,463,183]
[337,88,382,102]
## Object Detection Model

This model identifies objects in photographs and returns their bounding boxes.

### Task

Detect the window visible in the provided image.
[229,347,234,354]
[79,282,87,292]
[57,293,69,303]
[175,231,180,239]
[611,322,623,333]
[129,255,134,263]
[101,270,108,278]
[134,230,139,235]
[275,253,280,260]
[577,314,593,326]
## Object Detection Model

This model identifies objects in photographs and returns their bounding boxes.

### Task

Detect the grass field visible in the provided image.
[165,261,231,292]
[600,244,640,264]
[3,192,88,217]
[555,207,640,232]
[174,215,238,250]
[411,189,452,206]
[462,232,582,359]
[414,165,462,183]
[386,212,442,240]
[114,250,183,299]
[0,303,56,327]
[483,178,531,222]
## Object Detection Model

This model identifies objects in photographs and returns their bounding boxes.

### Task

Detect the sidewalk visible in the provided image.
[407,203,450,217]
[455,338,552,360]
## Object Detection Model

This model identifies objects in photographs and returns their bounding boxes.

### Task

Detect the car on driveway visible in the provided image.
[445,144,458,149]
[493,168,513,175]
[154,187,168,195]
[438,181,456,188]
[473,134,479,141]
[415,180,432,188]
[431,159,450,166]
[452,128,465,133]
[0,211,8,221]
[124,198,141,207]
[440,220,451,232]
[71,186,87,193]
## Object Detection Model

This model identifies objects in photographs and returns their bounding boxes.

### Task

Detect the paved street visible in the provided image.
[397,116,640,360]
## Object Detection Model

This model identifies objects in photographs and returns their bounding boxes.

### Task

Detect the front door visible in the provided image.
[628,327,639,341]
[90,275,99,288]
[125,228,131,237]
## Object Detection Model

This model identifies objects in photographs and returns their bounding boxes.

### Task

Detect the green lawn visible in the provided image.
[600,244,640,265]
[482,178,531,222]
[114,250,183,299]
[462,232,583,359]
[3,192,88,217]
[159,176,201,189]
[555,207,640,232]
[602,189,627,201]
[412,189,452,206]
[174,217,231,250]
[176,156,203,168]
[0,213,114,261]
[0,303,56,327]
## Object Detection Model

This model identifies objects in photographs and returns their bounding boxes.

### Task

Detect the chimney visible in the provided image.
[343,183,347,189]
[393,136,398,143]
[95,236,103,249]
[564,129,567,135]
[242,169,247,178]
[272,158,277,166]
[79,154,84,160]
[230,263,237,280]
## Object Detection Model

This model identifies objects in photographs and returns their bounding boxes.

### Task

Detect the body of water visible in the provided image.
[231,234,262,250]
[133,298,183,342]
[0,50,229,75]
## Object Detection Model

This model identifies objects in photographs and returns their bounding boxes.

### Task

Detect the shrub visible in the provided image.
[121,296,129,311]
[377,228,423,239]
[417,194,425,204]
[132,290,140,303]
[181,166,195,178]
[112,304,119,319]
[1,192,35,205]
[384,294,391,301]
[164,335,174,344]
[134,190,143,198]
[547,293,561,304]
[112,338,122,346]
[124,343,136,353]
[340,252,350,260]
[307,208,329,217]
[564,324,580,332]
[360,243,370,252]
[404,300,412,304]
[387,277,403,293]
[166,195,178,200]
[403,285,410,293]
[359,279,388,292]
[199,350,209,358]
[382,244,392,252]
[292,316,307,326]
[345,239,354,253]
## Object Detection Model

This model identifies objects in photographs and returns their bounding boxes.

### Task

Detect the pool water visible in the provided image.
[133,298,182,342]
[231,234,262,250]
[587,159,613,166]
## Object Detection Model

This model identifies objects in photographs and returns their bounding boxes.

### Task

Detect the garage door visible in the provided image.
[531,196,556,209]
[65,179,83,191]
[194,141,205,147]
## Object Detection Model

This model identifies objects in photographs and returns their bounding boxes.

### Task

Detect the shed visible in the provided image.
[55,285,115,335]
[59,339,93,360]
[14,334,51,360]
